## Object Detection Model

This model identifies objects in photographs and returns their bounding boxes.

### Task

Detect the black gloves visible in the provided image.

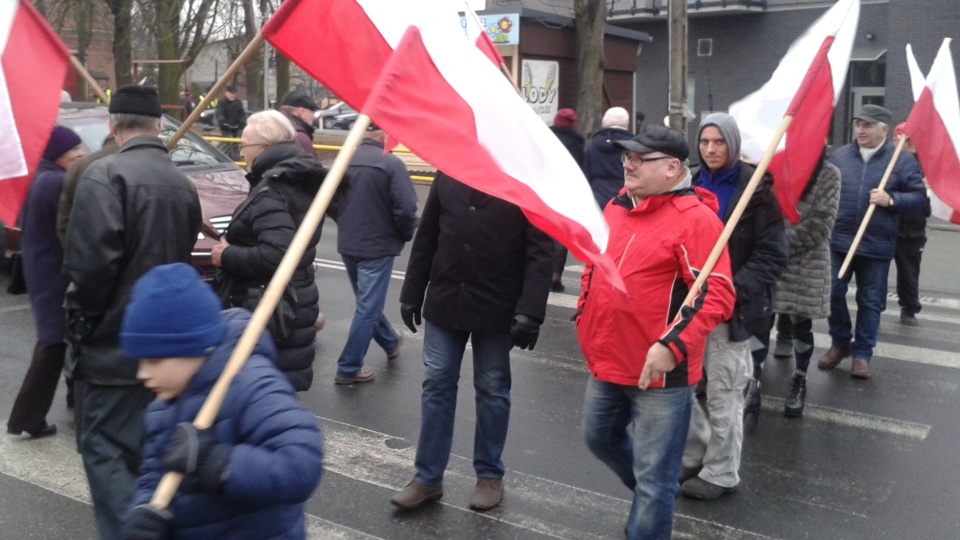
[67,312,96,345]
[510,314,540,350]
[400,303,422,333]
[121,504,172,540]
[161,422,231,493]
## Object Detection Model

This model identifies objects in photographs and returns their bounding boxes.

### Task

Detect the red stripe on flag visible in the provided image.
[0,0,71,226]
[363,26,624,289]
[905,88,960,220]
[262,0,391,112]
[769,36,835,224]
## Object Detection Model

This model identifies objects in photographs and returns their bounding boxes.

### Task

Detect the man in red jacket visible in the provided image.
[576,126,735,540]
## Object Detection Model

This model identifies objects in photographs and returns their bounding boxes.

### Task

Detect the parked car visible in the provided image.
[2,103,250,281]
[329,109,360,130]
[314,102,356,130]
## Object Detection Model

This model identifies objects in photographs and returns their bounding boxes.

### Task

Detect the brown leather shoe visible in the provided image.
[817,347,851,370]
[390,480,443,509]
[387,330,406,361]
[334,368,376,385]
[850,358,871,379]
[468,478,503,511]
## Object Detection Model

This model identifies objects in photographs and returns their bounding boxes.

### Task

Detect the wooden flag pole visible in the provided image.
[836,135,907,278]
[677,114,794,309]
[166,32,265,151]
[68,55,110,104]
[149,113,373,509]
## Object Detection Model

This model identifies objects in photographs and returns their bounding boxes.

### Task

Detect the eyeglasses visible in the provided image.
[621,154,672,167]
[238,142,265,149]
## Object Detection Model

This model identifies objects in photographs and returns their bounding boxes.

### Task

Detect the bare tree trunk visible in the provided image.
[574,0,607,136]
[242,0,263,110]
[103,0,132,87]
[276,55,290,101]
[73,0,94,100]
[155,0,182,107]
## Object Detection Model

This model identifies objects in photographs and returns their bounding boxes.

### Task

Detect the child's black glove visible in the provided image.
[161,422,231,492]
[121,504,172,540]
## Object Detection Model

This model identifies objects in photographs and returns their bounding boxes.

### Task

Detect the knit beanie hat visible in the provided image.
[553,108,577,129]
[109,85,162,118]
[601,107,630,130]
[42,125,82,161]
[121,263,226,360]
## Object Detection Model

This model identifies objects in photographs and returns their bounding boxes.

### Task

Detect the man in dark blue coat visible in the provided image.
[332,124,418,384]
[818,105,926,379]
[390,173,553,512]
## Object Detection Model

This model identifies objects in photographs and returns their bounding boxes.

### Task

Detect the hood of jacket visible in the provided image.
[697,112,742,171]
[246,141,327,195]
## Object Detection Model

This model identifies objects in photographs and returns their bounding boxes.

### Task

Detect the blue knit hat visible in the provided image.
[121,263,226,359]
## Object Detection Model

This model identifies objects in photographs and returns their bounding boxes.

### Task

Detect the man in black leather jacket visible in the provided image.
[63,85,202,540]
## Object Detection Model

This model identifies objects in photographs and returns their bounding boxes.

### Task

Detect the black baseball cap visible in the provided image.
[281,90,318,111]
[854,105,892,126]
[614,125,689,161]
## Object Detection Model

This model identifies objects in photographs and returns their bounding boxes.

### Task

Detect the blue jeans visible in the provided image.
[582,378,692,540]
[336,254,400,378]
[828,250,891,361]
[414,321,513,485]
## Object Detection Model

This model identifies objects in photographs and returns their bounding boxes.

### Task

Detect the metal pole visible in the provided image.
[668,0,688,135]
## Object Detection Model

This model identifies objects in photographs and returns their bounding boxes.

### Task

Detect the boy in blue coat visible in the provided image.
[118,263,323,540]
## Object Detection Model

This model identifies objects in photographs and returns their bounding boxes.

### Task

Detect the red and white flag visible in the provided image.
[904,40,960,225]
[0,0,71,226]
[729,0,859,224]
[264,0,623,289]
[462,2,504,67]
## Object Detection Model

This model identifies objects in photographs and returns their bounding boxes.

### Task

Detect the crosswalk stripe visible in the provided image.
[759,396,931,440]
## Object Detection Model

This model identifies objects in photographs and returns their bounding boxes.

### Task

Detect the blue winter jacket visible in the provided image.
[335,138,419,259]
[128,308,323,540]
[828,141,926,259]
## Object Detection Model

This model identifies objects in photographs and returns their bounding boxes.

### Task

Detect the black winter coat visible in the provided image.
[694,163,788,342]
[64,136,202,384]
[399,173,554,334]
[219,142,327,391]
[583,127,634,209]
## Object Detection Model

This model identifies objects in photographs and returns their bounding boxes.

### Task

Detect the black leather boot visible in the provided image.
[784,374,807,418]
[743,378,761,428]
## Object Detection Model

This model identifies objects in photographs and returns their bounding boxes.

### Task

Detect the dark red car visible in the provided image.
[2,103,249,280]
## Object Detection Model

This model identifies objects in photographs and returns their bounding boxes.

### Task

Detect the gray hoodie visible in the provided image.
[697,112,742,171]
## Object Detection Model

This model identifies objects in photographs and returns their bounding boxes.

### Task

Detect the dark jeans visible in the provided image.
[582,378,692,540]
[828,251,891,361]
[75,381,154,540]
[895,236,925,315]
[335,254,401,378]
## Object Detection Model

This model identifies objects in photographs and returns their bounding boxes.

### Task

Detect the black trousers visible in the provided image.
[773,314,815,374]
[7,342,67,435]
[895,236,925,315]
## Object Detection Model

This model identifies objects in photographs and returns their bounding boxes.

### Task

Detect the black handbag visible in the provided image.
[6,252,26,295]
[216,271,299,341]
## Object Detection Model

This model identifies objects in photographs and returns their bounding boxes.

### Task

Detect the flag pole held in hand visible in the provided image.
[836,134,907,278]
[149,113,372,509]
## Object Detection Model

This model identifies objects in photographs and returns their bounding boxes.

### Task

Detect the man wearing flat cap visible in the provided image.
[63,84,203,540]
[576,125,735,539]
[819,105,925,379]
[680,112,787,501]
[279,90,319,158]
[215,84,246,138]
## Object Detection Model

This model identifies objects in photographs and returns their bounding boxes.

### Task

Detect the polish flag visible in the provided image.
[462,2,504,67]
[0,0,71,226]
[264,0,622,289]
[904,40,960,225]
[729,0,859,224]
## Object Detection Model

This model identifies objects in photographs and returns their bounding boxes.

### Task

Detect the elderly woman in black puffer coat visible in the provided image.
[211,110,328,391]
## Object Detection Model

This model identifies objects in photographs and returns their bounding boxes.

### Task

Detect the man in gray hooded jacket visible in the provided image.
[681,113,787,500]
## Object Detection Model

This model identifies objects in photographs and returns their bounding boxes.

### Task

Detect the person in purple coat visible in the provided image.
[7,125,86,438]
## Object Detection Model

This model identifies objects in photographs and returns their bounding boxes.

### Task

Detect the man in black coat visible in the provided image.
[548,108,586,292]
[63,85,202,540]
[390,173,553,512]
[215,84,246,138]
[681,112,787,500]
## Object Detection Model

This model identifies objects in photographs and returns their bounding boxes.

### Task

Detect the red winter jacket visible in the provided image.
[576,186,736,388]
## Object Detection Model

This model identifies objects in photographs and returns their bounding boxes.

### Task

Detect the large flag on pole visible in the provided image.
[904,40,960,225]
[462,2,504,66]
[0,0,71,226]
[264,0,623,289]
[730,0,859,224]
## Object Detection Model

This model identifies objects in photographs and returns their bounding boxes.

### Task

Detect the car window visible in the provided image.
[160,117,228,166]
[63,117,111,152]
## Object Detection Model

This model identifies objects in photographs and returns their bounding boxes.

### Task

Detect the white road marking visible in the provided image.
[759,396,931,440]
